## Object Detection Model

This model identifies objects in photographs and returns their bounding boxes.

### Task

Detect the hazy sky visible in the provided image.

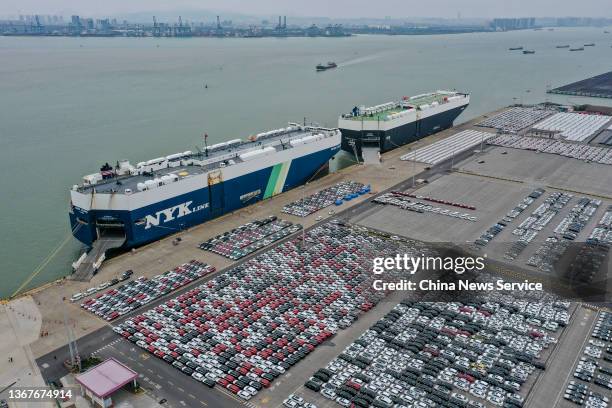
[4,0,612,19]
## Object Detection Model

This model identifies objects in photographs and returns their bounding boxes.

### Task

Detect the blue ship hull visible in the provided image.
[340,104,468,158]
[70,145,340,249]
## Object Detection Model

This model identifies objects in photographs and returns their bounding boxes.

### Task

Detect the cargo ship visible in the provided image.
[338,90,469,158]
[69,125,341,255]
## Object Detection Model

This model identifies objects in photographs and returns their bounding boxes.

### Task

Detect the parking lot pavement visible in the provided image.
[526,305,598,408]
[110,221,428,407]
[94,338,240,408]
[460,147,612,199]
[252,290,407,408]
[289,289,572,408]
[354,171,531,244]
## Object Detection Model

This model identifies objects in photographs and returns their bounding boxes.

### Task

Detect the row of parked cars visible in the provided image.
[475,189,544,248]
[70,270,135,303]
[199,216,302,260]
[301,294,567,408]
[564,381,609,407]
[488,134,612,165]
[554,197,600,241]
[564,311,612,407]
[588,206,612,246]
[504,192,572,261]
[402,192,476,211]
[112,222,414,400]
[477,107,554,133]
[81,261,215,321]
[373,193,477,222]
[282,181,366,217]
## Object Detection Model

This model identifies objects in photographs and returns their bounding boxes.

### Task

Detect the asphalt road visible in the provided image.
[525,306,598,408]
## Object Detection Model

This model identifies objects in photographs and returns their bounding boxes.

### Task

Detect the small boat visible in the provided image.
[316,62,337,71]
[604,31,610,34]
[570,47,585,51]
[584,43,595,47]
[556,45,570,48]
[508,47,523,50]
[522,50,535,54]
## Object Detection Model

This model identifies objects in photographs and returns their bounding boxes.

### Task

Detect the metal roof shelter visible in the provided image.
[75,358,138,407]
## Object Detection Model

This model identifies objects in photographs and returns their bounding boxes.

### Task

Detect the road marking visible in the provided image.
[157,375,163,379]
[189,394,196,399]
[180,401,186,406]
[200,400,207,406]
[168,381,174,386]
[178,387,184,392]
[148,368,154,373]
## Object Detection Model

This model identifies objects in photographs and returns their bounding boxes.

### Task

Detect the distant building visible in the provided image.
[491,18,535,31]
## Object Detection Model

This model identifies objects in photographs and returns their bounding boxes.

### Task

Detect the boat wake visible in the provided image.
[339,53,382,67]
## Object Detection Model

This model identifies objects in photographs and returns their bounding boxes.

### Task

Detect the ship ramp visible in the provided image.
[70,231,125,282]
[361,146,381,165]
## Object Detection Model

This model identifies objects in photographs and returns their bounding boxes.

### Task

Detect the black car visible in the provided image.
[249,381,262,390]
[203,378,215,388]
[305,380,321,391]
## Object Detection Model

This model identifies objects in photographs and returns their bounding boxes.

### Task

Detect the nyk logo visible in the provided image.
[144,201,209,229]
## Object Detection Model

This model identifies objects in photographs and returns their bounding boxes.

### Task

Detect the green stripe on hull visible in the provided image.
[263,160,291,199]
[263,163,282,199]
[274,161,291,195]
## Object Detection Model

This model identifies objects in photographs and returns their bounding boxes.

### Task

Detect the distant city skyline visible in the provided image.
[3,0,612,20]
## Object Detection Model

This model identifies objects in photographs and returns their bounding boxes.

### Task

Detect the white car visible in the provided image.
[335,398,350,407]
[282,399,298,408]
[321,389,335,400]
[97,282,111,291]
[237,390,252,400]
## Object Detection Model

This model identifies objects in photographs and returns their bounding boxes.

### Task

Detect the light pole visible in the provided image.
[412,150,416,187]
[301,183,308,250]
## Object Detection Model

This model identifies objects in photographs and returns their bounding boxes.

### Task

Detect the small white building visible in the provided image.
[75,358,138,407]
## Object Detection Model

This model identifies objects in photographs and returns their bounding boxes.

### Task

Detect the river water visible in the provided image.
[1,27,611,298]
